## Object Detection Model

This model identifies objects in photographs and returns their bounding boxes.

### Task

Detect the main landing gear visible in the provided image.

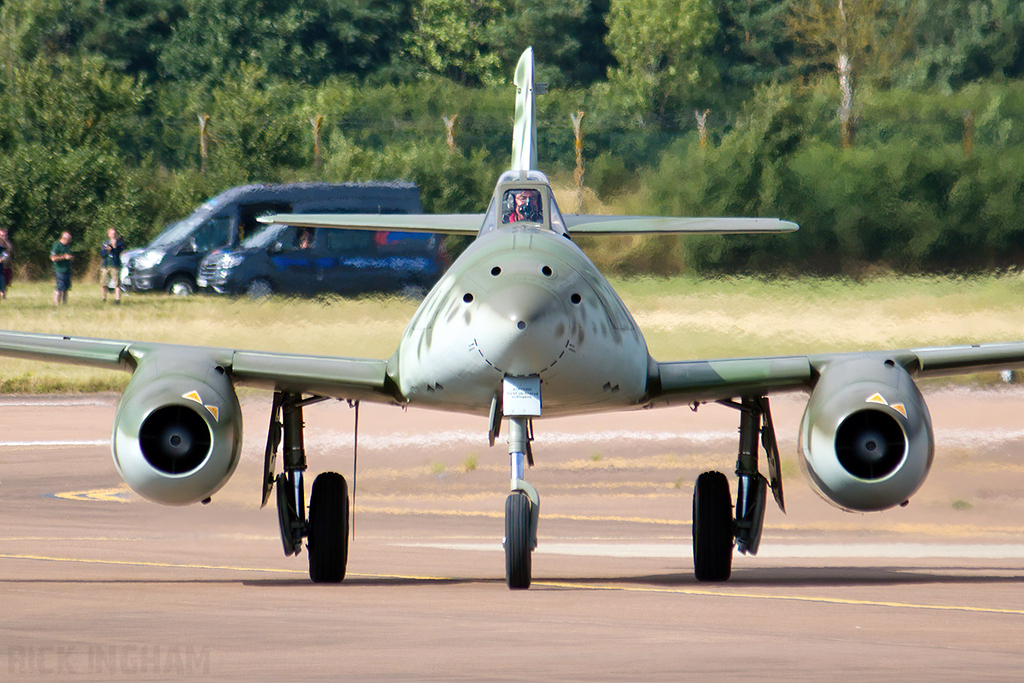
[691,396,785,582]
[262,391,350,583]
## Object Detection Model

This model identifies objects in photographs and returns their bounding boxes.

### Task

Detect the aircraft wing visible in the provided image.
[259,212,483,235]
[260,213,796,236]
[565,215,798,235]
[650,341,1024,405]
[0,331,397,404]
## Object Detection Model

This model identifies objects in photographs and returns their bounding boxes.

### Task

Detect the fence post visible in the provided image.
[310,114,324,171]
[962,111,974,158]
[443,115,458,154]
[695,109,710,150]
[198,114,210,174]
[570,110,585,212]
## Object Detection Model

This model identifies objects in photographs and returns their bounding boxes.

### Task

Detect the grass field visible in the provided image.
[1,274,1023,393]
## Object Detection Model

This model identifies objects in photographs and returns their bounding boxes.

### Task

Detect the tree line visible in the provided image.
[1,0,1023,276]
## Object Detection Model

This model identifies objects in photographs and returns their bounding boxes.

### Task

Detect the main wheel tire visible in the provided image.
[166,275,195,296]
[505,492,532,590]
[693,470,733,582]
[308,472,349,583]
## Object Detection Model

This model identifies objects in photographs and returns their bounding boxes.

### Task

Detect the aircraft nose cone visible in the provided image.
[476,282,568,375]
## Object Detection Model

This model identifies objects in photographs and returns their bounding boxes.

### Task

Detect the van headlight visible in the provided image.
[136,250,164,270]
[216,253,245,269]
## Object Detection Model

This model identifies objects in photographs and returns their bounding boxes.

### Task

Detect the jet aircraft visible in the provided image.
[2,48,1024,589]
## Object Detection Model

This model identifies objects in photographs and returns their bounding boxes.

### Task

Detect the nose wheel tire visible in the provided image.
[693,470,733,582]
[308,472,349,583]
[505,492,532,590]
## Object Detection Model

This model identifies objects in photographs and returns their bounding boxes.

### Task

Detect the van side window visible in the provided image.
[325,230,373,254]
[278,227,315,252]
[193,216,231,251]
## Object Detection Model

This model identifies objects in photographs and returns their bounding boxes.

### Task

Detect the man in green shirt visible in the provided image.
[50,231,73,306]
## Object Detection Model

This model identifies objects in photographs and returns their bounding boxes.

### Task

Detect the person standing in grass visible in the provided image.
[50,231,73,306]
[99,227,125,304]
[0,228,11,301]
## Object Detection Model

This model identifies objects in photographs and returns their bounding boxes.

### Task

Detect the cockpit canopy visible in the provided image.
[479,170,568,237]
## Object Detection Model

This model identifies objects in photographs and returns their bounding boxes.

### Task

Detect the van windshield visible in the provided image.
[242,223,289,249]
[148,199,218,248]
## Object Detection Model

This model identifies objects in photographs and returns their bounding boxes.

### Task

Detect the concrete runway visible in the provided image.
[1,390,1022,681]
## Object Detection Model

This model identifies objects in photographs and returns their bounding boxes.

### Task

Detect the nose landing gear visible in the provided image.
[504,416,539,589]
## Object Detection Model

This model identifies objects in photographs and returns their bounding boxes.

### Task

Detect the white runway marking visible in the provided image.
[1,440,107,447]
[300,427,1024,453]
[303,429,740,452]
[395,541,1024,559]
[0,399,113,407]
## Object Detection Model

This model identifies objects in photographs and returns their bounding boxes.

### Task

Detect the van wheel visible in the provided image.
[166,276,195,296]
[400,284,427,300]
[246,279,273,299]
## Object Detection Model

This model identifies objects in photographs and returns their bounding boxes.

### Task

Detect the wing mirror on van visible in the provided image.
[178,237,199,255]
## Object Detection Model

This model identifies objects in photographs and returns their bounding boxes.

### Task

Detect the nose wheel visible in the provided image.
[504,415,540,589]
[505,491,533,589]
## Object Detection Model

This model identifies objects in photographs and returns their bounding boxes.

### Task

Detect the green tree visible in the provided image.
[488,0,608,87]
[788,0,915,146]
[6,52,149,154]
[714,0,798,88]
[901,0,1024,91]
[604,0,719,120]
[0,53,150,270]
[402,0,504,86]
[188,63,304,181]
[77,0,184,83]
[159,0,407,83]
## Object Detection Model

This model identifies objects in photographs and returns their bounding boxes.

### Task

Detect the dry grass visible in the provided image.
[2,273,1023,392]
[618,274,1024,360]
[0,282,416,392]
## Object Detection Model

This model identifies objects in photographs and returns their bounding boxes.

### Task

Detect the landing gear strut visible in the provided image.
[504,416,539,589]
[262,391,350,583]
[692,396,784,582]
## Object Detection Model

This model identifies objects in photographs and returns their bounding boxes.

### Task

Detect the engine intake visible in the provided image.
[799,357,933,512]
[112,350,242,505]
[139,405,213,475]
[835,409,906,480]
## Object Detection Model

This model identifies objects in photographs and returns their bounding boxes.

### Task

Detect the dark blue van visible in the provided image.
[198,223,447,298]
[126,181,424,295]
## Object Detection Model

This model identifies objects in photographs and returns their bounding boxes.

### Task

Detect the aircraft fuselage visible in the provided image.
[391,226,651,417]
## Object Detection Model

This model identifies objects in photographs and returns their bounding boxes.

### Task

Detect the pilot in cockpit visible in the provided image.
[502,189,543,224]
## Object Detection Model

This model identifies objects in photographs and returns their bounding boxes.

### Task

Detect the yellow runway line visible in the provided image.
[535,579,1024,616]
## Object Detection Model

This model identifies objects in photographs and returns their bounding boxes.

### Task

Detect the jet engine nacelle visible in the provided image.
[799,357,933,512]
[112,351,242,505]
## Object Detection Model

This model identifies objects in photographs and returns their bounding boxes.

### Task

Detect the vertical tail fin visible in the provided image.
[512,47,539,172]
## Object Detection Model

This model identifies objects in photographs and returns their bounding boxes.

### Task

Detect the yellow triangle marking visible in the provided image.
[866,393,888,406]
[205,404,219,422]
[891,403,907,418]
[182,391,202,404]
